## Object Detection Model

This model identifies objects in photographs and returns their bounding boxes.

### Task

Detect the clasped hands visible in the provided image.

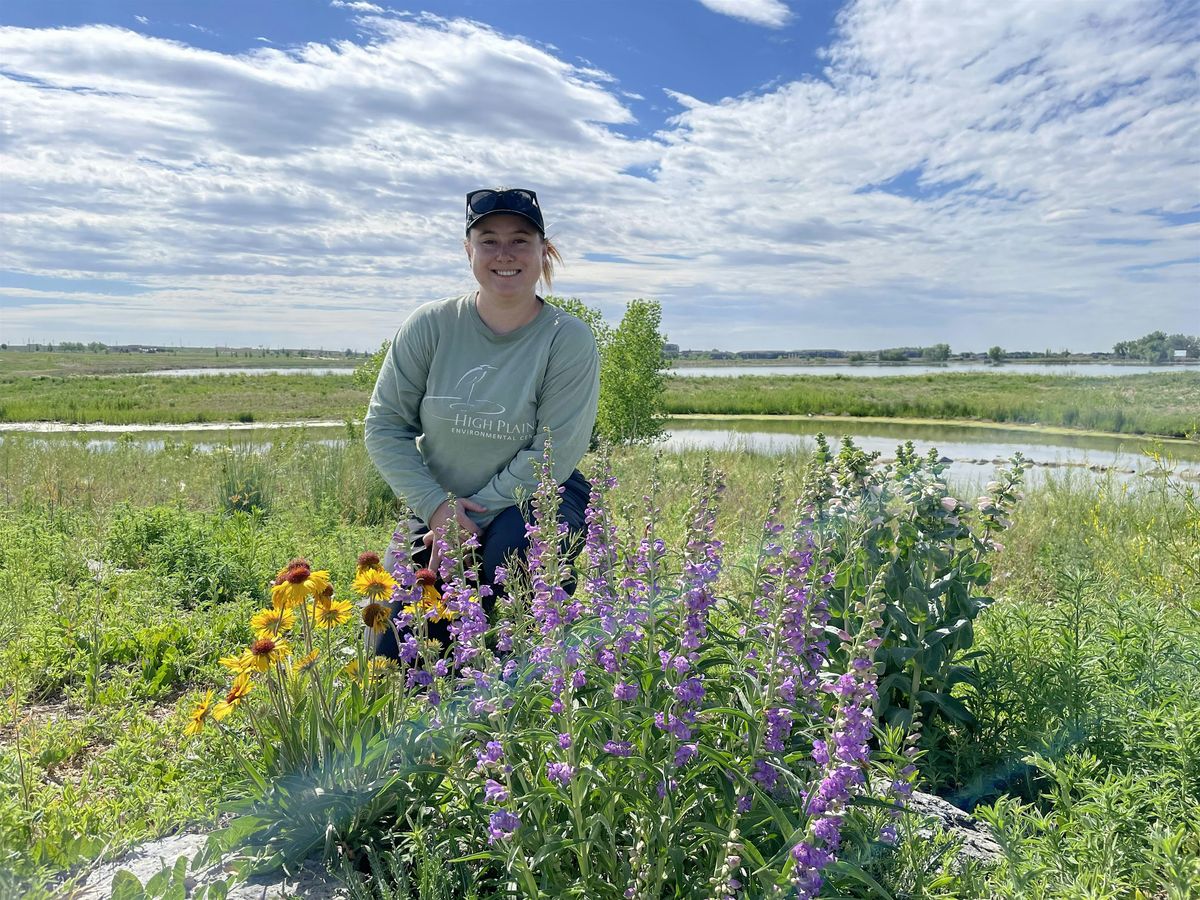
[423,498,487,575]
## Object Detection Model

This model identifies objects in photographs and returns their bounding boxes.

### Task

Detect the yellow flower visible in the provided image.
[361,601,392,635]
[292,648,320,675]
[313,595,353,629]
[183,690,215,737]
[212,674,253,721]
[270,559,332,610]
[352,567,397,601]
[221,648,256,674]
[369,657,399,678]
[403,582,458,623]
[246,636,290,672]
[250,606,295,639]
[342,658,360,678]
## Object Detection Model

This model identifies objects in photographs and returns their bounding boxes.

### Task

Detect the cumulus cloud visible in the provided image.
[0,1,1196,350]
[695,0,792,28]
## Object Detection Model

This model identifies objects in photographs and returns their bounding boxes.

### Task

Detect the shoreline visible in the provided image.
[670,413,1199,447]
[0,413,1195,447]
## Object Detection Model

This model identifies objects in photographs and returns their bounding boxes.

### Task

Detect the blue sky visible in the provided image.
[1,0,1197,351]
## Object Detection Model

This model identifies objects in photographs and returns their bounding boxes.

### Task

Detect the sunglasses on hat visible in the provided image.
[465,188,545,236]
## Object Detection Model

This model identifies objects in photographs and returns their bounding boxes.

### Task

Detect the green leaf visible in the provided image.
[109,870,145,900]
[825,858,895,898]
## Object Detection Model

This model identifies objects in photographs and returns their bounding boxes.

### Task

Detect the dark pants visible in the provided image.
[374,470,591,659]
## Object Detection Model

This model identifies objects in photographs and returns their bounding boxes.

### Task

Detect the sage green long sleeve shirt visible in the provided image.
[364,293,599,528]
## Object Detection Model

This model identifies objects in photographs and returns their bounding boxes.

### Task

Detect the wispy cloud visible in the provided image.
[0,1,1195,350]
[134,15,149,26]
[695,0,791,28]
[330,0,387,12]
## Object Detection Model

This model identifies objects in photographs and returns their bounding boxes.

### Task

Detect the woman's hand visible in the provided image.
[423,499,487,575]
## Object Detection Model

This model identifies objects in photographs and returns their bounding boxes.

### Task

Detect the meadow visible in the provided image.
[1,369,1198,438]
[0,430,1196,898]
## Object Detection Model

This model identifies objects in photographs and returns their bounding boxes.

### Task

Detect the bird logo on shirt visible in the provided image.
[449,365,497,411]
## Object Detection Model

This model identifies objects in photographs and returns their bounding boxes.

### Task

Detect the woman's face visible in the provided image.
[465,213,544,301]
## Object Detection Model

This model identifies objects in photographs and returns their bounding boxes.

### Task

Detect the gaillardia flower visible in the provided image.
[292,648,320,675]
[313,594,353,628]
[212,673,253,721]
[183,690,215,737]
[362,601,391,635]
[247,636,291,672]
[250,606,295,639]
[352,566,397,601]
[271,559,332,609]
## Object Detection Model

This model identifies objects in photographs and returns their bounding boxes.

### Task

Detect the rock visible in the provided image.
[59,831,349,900]
[906,791,1003,865]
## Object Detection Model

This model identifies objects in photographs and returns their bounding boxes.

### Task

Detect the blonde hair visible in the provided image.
[541,237,562,289]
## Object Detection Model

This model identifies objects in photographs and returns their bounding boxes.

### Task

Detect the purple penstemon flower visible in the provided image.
[612,681,639,702]
[546,761,574,786]
[790,577,887,899]
[487,810,520,844]
[484,779,509,803]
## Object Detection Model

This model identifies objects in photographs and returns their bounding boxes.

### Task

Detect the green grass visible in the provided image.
[0,437,1196,897]
[0,348,364,378]
[665,371,1200,437]
[0,373,364,426]
[2,369,1197,439]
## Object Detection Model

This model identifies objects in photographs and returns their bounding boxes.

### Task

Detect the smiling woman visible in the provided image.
[363,188,599,657]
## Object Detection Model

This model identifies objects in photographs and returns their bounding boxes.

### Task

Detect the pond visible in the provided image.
[3,418,1197,485]
[668,363,1196,378]
[134,366,357,376]
[661,418,1200,484]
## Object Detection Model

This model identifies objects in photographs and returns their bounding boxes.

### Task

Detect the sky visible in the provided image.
[0,0,1197,353]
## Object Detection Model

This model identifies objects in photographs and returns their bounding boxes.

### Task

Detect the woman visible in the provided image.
[364,188,600,656]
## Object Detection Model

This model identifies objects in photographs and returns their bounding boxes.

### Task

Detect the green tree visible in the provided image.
[597,298,668,444]
[551,296,668,445]
[353,340,391,391]
[988,345,1005,363]
[921,342,951,362]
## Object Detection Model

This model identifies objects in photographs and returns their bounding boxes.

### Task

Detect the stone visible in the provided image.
[59,832,348,900]
[906,790,1003,865]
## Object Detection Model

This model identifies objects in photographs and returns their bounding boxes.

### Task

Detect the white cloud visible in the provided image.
[134,15,149,25]
[695,0,791,28]
[330,0,386,12]
[0,2,1196,351]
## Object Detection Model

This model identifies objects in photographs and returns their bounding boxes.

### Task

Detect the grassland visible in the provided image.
[0,349,364,379]
[1,369,1198,439]
[665,371,1200,437]
[0,433,1197,897]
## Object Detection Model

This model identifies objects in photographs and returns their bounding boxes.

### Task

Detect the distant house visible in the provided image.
[1174,349,1188,361]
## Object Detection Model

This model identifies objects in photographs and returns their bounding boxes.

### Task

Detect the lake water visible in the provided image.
[661,418,1200,484]
[669,363,1196,378]
[122,363,1196,378]
[135,366,356,377]
[4,418,1197,485]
